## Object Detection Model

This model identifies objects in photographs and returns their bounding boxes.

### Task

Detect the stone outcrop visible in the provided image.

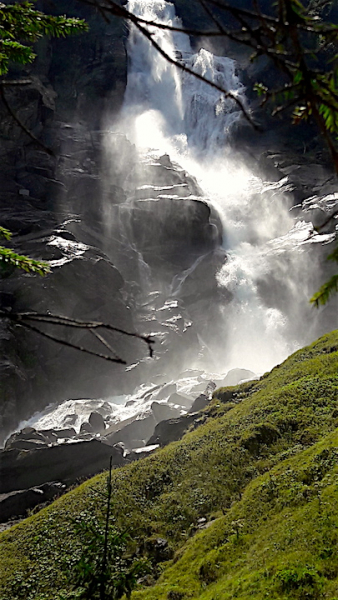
[0,0,131,443]
[0,439,124,494]
[89,411,106,433]
[105,415,156,449]
[151,401,181,423]
[219,368,256,387]
[147,413,197,447]
[188,393,209,413]
[0,482,65,522]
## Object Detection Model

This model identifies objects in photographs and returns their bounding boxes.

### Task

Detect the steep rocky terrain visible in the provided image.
[0,0,226,441]
[0,0,336,489]
[0,0,130,440]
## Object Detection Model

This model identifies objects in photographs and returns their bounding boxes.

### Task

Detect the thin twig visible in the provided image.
[90,328,121,360]
[204,0,279,24]
[78,0,260,128]
[133,18,258,129]
[1,79,32,86]
[0,310,155,361]
[198,0,227,34]
[78,0,245,38]
[13,320,128,364]
[11,311,154,349]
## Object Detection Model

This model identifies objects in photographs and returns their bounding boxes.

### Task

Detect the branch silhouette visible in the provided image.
[0,310,155,364]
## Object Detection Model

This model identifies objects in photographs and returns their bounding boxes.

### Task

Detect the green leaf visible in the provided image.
[293,71,303,85]
[0,226,11,241]
[0,3,88,75]
[253,82,268,97]
[310,274,338,307]
[0,246,51,276]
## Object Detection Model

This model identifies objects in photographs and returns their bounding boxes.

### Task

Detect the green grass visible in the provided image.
[0,330,337,599]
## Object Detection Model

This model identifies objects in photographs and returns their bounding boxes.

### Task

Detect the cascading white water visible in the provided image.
[117,0,331,374]
[122,0,245,155]
[13,0,334,439]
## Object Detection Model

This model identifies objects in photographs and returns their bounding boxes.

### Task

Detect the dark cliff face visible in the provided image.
[0,1,130,442]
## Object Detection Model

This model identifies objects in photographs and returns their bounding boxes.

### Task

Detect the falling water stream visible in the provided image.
[118,0,333,373]
[19,0,335,436]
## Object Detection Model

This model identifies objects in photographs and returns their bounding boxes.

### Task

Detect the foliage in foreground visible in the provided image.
[0,330,337,599]
[0,227,50,276]
[0,2,87,76]
[310,245,338,306]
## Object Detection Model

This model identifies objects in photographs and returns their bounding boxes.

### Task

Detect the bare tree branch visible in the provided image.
[89,328,123,360]
[1,79,32,86]
[78,0,260,129]
[14,320,128,364]
[0,310,155,363]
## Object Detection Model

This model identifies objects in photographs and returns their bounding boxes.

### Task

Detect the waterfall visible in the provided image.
[122,0,245,155]
[9,0,334,441]
[112,0,331,375]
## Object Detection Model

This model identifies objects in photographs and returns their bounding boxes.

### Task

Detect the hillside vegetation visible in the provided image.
[0,330,337,599]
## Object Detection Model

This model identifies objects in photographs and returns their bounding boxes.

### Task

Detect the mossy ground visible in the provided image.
[0,330,337,599]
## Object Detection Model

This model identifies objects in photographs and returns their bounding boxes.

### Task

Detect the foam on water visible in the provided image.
[22,374,218,433]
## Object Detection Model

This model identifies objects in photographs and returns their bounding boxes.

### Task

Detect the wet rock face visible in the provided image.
[124,154,223,273]
[0,1,130,444]
[0,0,228,444]
[130,197,216,265]
[0,229,139,444]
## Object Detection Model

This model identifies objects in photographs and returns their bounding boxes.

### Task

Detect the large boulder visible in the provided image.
[5,428,49,450]
[151,401,181,423]
[128,197,220,269]
[0,482,65,522]
[155,383,177,400]
[220,368,256,387]
[89,411,106,433]
[0,440,124,494]
[188,393,209,413]
[147,413,197,447]
[42,428,76,440]
[168,393,192,409]
[105,415,156,448]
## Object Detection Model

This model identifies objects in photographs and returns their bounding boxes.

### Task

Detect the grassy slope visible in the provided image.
[0,330,337,600]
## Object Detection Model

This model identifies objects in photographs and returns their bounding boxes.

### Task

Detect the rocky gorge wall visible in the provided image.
[0,0,226,442]
[0,0,130,441]
[0,0,337,448]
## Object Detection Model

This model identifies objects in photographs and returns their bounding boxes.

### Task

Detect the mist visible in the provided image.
[101,0,334,379]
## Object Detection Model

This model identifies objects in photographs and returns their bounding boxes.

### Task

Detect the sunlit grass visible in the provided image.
[0,330,337,599]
